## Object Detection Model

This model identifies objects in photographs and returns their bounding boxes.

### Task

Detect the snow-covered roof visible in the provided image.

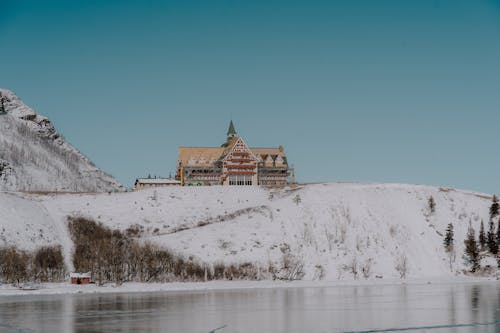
[177,145,285,166]
[135,178,181,185]
[70,272,91,278]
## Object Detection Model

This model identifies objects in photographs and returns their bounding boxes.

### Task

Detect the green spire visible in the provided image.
[227,120,237,137]
[221,120,238,147]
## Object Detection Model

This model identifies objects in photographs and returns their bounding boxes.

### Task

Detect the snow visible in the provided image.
[0,183,494,281]
[0,276,497,296]
[69,272,91,279]
[135,178,181,185]
[0,88,122,192]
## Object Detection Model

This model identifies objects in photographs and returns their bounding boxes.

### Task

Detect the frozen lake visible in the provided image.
[0,282,499,333]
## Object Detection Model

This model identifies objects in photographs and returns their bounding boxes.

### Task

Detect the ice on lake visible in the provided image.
[0,282,499,333]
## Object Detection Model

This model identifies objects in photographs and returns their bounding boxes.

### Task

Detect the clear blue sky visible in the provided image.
[1,0,500,193]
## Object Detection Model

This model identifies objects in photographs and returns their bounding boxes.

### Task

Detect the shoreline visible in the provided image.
[0,276,497,297]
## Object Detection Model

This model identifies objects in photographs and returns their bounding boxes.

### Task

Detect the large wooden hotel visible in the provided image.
[175,121,293,186]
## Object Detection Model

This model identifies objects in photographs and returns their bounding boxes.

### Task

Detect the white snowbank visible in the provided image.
[0,183,495,281]
[0,276,498,296]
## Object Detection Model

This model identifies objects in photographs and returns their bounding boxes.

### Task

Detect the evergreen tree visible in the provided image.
[497,220,500,246]
[487,219,498,254]
[479,220,486,250]
[464,225,480,272]
[444,223,454,251]
[490,195,499,220]
[444,223,456,272]
[428,196,436,214]
[0,97,5,115]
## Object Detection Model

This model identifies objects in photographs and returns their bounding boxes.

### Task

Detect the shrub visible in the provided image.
[0,246,30,284]
[67,216,263,283]
[33,245,65,282]
[0,245,65,284]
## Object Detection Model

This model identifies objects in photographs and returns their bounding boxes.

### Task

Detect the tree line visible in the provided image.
[68,217,264,285]
[444,194,500,273]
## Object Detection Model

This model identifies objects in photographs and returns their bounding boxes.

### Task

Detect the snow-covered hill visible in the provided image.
[0,88,122,192]
[0,183,494,280]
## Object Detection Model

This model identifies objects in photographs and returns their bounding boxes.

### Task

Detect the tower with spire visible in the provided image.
[227,120,237,139]
[222,120,238,147]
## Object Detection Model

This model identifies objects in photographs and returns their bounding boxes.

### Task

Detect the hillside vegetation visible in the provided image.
[0,183,497,282]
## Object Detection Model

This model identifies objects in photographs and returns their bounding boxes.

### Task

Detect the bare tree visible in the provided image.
[292,194,302,206]
[395,254,408,279]
[362,259,372,279]
[0,246,30,285]
[346,257,358,279]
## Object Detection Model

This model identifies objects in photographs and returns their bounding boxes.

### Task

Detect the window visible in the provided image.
[228,175,253,185]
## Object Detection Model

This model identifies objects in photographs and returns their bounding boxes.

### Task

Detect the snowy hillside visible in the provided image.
[0,88,122,192]
[0,183,494,280]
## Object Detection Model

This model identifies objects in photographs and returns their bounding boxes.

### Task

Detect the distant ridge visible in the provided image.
[0,88,123,192]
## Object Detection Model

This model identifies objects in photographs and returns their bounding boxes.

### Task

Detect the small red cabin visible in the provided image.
[70,272,91,284]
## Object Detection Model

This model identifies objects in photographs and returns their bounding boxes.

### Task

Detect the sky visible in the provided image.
[1,0,500,193]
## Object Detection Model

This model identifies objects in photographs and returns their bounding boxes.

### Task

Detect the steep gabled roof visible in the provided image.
[251,147,284,156]
[177,147,225,166]
[220,136,258,162]
[219,137,239,159]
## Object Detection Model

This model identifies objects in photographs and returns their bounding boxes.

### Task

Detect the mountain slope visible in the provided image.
[1,183,494,280]
[0,88,122,192]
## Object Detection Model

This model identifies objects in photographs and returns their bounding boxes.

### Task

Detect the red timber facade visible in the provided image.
[175,121,292,186]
